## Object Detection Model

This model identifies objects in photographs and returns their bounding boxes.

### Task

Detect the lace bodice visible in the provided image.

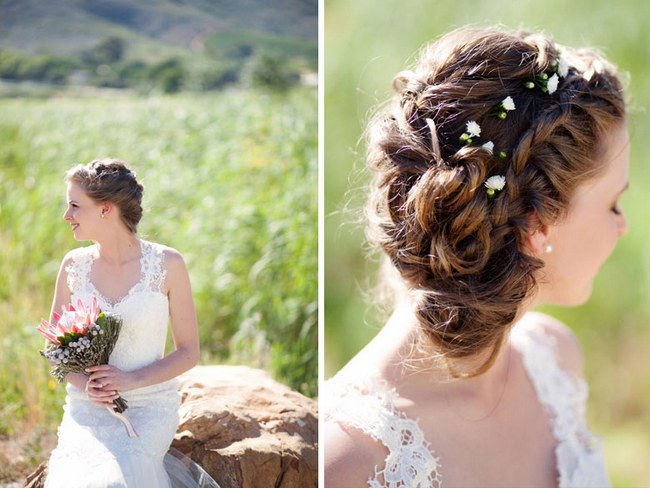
[324,320,610,488]
[65,239,169,372]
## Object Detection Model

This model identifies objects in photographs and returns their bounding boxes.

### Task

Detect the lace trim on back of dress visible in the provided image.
[65,240,167,307]
[323,376,443,488]
[510,321,610,487]
[324,320,610,488]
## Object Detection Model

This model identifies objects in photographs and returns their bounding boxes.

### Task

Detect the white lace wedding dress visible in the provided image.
[45,240,219,488]
[324,320,610,488]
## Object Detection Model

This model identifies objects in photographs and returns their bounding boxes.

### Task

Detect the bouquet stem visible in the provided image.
[112,395,129,413]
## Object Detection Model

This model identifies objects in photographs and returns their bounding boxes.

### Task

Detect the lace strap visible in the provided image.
[511,320,609,487]
[64,246,94,295]
[324,376,442,488]
[140,240,167,294]
[511,323,582,423]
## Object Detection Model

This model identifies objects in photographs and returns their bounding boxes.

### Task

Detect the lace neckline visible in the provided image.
[87,239,146,308]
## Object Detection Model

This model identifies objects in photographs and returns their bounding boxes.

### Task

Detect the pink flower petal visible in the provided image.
[91,297,100,323]
[41,318,54,329]
[37,326,61,345]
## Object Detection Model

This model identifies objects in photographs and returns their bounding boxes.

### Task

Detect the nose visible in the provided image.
[63,207,72,221]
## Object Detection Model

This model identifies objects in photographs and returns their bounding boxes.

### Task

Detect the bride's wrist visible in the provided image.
[65,372,88,390]
[127,369,146,391]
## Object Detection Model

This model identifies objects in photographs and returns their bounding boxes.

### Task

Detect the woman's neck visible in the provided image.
[94,231,141,265]
[367,301,516,406]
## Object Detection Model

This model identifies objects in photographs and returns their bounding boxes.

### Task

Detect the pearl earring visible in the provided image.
[101,212,105,219]
[544,243,553,254]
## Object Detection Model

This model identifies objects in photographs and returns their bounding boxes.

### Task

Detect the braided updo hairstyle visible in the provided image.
[366,27,626,373]
[66,159,144,234]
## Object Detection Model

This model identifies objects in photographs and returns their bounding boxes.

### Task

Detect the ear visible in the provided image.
[101,202,113,217]
[525,211,550,256]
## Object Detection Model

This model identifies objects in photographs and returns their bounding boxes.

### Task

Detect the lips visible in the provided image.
[71,224,79,231]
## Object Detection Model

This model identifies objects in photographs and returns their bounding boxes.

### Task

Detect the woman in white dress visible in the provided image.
[324,27,628,487]
[44,159,219,487]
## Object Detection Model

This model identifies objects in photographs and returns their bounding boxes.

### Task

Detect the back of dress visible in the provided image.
[324,319,610,488]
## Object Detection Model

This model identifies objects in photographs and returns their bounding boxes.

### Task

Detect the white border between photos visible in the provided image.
[317,0,324,486]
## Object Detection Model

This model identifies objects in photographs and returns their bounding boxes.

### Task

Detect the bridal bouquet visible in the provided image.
[38,297,128,413]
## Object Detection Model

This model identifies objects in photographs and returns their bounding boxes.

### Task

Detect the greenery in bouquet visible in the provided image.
[37,297,128,413]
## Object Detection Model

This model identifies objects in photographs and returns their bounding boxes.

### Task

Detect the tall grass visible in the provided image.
[325,0,650,485]
[0,88,317,471]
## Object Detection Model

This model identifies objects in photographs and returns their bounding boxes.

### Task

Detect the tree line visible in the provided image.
[0,36,306,93]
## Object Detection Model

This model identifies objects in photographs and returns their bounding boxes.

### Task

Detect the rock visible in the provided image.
[25,366,318,488]
[172,365,318,488]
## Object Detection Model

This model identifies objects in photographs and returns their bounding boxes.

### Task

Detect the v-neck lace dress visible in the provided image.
[324,320,610,488]
[44,240,219,488]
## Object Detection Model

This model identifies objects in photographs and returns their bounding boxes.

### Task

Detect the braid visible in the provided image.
[66,158,144,233]
[366,27,625,373]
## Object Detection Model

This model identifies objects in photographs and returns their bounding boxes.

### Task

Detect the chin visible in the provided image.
[72,231,90,242]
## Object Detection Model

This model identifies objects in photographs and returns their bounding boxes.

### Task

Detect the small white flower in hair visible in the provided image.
[466,120,481,138]
[494,96,516,119]
[502,96,516,111]
[547,73,559,95]
[481,141,494,154]
[557,55,569,78]
[484,175,506,199]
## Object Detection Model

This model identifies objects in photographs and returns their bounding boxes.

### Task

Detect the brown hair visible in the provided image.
[66,159,144,234]
[365,27,626,373]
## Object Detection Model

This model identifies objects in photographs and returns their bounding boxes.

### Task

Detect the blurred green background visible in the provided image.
[325,0,650,485]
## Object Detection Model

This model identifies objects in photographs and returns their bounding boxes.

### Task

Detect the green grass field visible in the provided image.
[325,0,650,485]
[0,87,317,479]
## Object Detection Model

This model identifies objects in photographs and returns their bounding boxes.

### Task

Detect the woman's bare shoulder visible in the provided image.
[146,242,186,271]
[521,311,584,378]
[324,419,385,488]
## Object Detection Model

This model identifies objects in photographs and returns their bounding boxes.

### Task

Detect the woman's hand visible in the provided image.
[84,377,121,408]
[86,365,140,394]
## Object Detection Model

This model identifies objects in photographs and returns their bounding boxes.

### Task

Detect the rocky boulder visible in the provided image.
[172,365,318,488]
[25,365,318,488]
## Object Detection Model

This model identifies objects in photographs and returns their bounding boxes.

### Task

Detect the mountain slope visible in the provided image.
[0,0,317,61]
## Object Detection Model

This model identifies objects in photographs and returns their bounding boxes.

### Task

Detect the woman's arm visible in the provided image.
[87,248,200,391]
[48,255,82,391]
[324,421,383,488]
[47,254,117,406]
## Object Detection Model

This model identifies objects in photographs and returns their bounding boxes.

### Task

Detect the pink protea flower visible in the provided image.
[37,297,101,345]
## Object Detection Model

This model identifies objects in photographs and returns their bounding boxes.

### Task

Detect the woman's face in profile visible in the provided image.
[541,122,629,306]
[63,182,103,241]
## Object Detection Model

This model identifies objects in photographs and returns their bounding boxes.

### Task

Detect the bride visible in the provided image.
[44,159,219,487]
[324,27,628,487]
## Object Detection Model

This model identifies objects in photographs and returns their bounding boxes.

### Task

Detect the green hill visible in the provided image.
[0,0,317,92]
[0,0,317,63]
